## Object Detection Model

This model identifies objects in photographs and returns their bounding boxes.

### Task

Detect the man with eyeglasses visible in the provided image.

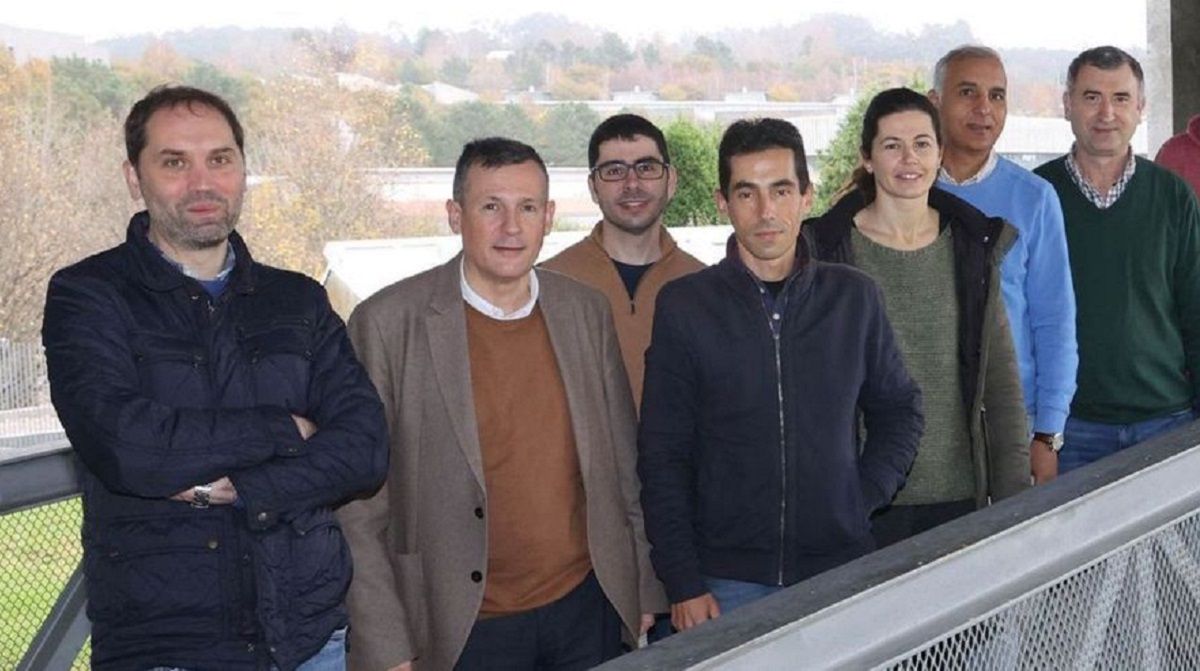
[543,114,705,408]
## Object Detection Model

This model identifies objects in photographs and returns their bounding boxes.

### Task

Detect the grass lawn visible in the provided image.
[0,497,89,669]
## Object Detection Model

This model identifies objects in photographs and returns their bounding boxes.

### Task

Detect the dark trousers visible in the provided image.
[871,498,976,549]
[454,571,623,671]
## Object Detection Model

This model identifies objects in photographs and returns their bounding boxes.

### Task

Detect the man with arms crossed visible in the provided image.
[1035,47,1200,471]
[638,118,923,630]
[929,45,1078,482]
[542,113,704,407]
[43,85,388,670]
[339,138,663,670]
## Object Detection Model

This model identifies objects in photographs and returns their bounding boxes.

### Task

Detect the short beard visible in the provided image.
[151,194,241,250]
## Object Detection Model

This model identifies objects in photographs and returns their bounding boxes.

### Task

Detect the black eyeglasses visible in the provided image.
[591,158,669,182]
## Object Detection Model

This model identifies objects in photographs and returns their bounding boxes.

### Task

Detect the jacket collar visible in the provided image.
[808,186,1015,258]
[125,211,258,294]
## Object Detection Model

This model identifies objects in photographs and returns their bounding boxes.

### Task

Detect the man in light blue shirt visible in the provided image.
[929,45,1078,483]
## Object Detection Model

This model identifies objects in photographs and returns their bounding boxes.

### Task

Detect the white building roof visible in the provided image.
[322,226,733,315]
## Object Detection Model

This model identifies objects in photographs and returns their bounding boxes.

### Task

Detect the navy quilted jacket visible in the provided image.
[43,213,388,671]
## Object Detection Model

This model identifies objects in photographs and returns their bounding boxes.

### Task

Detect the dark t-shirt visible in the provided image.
[612,260,654,300]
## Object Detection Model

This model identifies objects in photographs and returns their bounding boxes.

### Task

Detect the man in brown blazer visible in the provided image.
[338,137,664,671]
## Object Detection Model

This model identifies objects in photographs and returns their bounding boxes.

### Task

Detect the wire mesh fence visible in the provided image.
[880,509,1200,670]
[0,497,89,669]
[0,341,63,451]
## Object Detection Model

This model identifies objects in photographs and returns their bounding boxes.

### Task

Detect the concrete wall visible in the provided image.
[1148,0,1200,152]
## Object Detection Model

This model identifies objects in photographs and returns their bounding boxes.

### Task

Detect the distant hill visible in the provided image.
[0,24,109,62]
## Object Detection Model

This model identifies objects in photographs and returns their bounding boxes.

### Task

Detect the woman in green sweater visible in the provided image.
[805,88,1029,547]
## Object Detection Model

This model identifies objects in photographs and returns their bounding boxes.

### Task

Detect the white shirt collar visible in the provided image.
[459,258,539,320]
[938,150,999,186]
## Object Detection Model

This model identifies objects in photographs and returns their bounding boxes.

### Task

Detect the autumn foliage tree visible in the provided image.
[240,74,429,277]
[0,53,127,341]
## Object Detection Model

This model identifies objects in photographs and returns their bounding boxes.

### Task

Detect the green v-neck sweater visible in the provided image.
[1035,156,1200,423]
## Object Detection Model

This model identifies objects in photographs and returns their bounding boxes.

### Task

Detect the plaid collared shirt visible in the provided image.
[1065,145,1137,209]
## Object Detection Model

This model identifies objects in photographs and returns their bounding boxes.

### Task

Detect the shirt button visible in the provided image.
[470,570,483,583]
[246,643,255,653]
[207,539,219,550]
[772,313,781,320]
[257,512,269,522]
[474,507,484,519]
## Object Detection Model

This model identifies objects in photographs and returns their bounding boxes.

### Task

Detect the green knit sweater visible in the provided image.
[1035,156,1200,423]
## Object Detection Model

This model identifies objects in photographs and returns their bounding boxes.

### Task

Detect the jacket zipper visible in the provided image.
[753,280,789,587]
[772,328,786,585]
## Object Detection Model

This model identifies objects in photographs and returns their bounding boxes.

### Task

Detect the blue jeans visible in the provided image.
[289,626,347,671]
[149,626,346,671]
[1060,409,1196,473]
[704,576,785,614]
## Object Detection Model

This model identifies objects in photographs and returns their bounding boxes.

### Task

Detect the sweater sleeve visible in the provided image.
[1024,184,1078,434]
[637,285,707,604]
[982,282,1033,500]
[1172,185,1200,402]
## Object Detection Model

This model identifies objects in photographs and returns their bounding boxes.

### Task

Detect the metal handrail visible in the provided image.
[600,422,1200,670]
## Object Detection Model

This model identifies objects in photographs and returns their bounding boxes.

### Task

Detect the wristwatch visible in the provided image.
[191,484,213,509]
[1033,432,1064,453]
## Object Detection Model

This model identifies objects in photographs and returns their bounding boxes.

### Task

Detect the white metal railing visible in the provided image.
[602,422,1200,670]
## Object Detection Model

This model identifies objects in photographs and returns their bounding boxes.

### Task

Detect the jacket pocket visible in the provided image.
[131,330,208,405]
[86,515,224,629]
[696,443,775,551]
[286,509,352,620]
[237,319,313,409]
[796,466,870,553]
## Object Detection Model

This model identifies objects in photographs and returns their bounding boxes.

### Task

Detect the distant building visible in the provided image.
[723,87,768,103]
[505,86,552,104]
[0,24,108,63]
[322,226,733,318]
[421,80,480,105]
[485,50,514,62]
[613,86,659,104]
[335,72,402,94]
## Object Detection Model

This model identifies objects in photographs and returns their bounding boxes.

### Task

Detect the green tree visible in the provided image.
[423,102,537,165]
[663,118,720,227]
[440,57,471,86]
[813,88,877,216]
[182,62,250,110]
[506,49,546,90]
[593,32,634,70]
[693,37,734,69]
[537,103,600,165]
[50,57,133,121]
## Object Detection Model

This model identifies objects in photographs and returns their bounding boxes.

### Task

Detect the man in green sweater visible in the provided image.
[1035,46,1200,472]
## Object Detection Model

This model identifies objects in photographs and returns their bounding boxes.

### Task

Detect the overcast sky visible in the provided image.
[6,1,1147,51]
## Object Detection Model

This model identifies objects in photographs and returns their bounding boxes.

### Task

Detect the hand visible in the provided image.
[387,663,413,671]
[670,593,720,631]
[171,476,239,505]
[1030,439,1058,485]
[640,613,655,636]
[292,414,318,440]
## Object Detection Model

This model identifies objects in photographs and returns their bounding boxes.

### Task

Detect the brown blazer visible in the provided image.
[338,256,665,671]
